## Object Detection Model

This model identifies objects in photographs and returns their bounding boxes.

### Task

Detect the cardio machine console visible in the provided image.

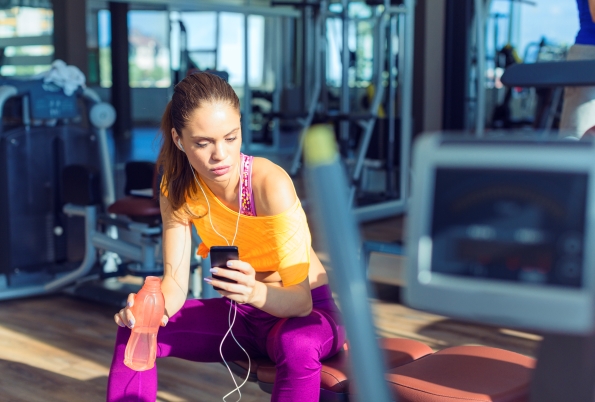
[405,133,595,334]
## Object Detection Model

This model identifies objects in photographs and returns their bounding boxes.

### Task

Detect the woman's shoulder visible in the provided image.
[251,156,297,216]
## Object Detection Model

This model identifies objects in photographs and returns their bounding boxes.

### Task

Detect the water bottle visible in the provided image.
[124,276,165,371]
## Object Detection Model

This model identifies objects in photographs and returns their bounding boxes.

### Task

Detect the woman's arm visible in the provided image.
[114,195,192,328]
[590,0,595,22]
[251,276,312,317]
[213,260,312,317]
[210,160,313,317]
[160,193,193,319]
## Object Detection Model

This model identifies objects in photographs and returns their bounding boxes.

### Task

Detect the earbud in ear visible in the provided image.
[178,139,185,152]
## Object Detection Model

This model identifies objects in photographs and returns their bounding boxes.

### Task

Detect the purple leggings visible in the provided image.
[107,284,345,402]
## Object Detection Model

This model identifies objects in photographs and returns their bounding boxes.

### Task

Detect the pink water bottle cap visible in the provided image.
[142,276,161,291]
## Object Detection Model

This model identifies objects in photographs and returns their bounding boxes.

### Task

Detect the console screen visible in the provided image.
[431,169,588,288]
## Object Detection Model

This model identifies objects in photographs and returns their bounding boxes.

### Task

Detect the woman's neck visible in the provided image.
[204,161,241,208]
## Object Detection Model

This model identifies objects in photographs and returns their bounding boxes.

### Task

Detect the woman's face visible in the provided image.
[173,102,242,185]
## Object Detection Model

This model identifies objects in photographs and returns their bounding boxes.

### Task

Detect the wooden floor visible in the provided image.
[0,217,541,402]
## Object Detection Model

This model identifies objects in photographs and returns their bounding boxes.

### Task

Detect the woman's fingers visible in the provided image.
[115,309,131,328]
[111,293,137,328]
[210,267,239,282]
[161,314,169,327]
[113,306,136,328]
[125,309,135,328]
[208,278,252,296]
[127,293,136,308]
[225,260,253,275]
[207,261,257,303]
[114,312,125,327]
[210,266,254,286]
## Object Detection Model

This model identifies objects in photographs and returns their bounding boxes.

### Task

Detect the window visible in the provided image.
[0,7,53,77]
[487,0,579,63]
[518,0,578,61]
[97,9,267,89]
[97,9,171,88]
[181,11,218,71]
[98,9,111,87]
[217,12,245,86]
[129,11,170,88]
[326,2,374,88]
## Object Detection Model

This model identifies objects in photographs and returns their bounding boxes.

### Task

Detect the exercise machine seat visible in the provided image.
[106,161,162,224]
[227,357,272,382]
[253,338,433,397]
[107,196,160,217]
[383,345,535,402]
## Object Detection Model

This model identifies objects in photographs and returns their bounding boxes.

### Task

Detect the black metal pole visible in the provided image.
[109,1,132,141]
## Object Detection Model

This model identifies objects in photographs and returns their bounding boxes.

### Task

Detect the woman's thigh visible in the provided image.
[267,307,345,363]
[157,298,266,362]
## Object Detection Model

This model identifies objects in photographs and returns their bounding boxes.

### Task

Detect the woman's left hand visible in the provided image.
[207,260,262,304]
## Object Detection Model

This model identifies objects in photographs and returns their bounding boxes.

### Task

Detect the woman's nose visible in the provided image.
[212,141,227,160]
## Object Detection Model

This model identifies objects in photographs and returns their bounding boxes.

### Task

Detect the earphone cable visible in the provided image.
[190,165,241,247]
[188,158,250,401]
[220,301,251,402]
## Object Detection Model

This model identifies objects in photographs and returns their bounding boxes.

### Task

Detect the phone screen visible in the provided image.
[209,246,239,291]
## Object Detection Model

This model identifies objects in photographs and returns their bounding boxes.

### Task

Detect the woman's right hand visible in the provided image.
[114,293,137,329]
[114,292,170,328]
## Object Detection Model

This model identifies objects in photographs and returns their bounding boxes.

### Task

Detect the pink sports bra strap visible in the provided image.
[239,153,257,216]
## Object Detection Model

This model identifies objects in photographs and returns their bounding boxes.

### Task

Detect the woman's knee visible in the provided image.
[269,313,331,363]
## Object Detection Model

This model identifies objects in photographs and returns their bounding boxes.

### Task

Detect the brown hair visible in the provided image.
[156,72,240,219]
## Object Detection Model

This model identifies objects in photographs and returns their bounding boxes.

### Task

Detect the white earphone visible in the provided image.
[178,139,185,152]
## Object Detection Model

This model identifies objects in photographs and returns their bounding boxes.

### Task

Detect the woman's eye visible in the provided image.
[196,142,209,148]
[226,137,237,142]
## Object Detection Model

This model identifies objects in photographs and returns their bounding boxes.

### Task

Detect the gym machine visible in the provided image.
[406,132,595,401]
[501,59,595,136]
[287,0,416,223]
[0,77,193,307]
[0,79,116,301]
[306,127,595,401]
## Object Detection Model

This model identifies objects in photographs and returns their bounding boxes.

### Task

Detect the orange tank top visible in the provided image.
[181,175,312,287]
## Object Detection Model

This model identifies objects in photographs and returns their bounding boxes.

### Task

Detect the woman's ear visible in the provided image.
[171,128,184,152]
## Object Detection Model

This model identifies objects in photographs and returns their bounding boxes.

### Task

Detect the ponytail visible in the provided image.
[156,72,240,220]
[156,101,200,220]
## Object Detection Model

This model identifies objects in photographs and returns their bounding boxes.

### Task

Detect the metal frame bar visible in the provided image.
[0,35,52,47]
[348,9,388,206]
[399,0,415,211]
[215,11,221,70]
[2,55,53,66]
[351,0,415,222]
[386,14,398,196]
[305,126,393,402]
[339,0,350,147]
[106,0,301,17]
[474,0,487,137]
[289,3,324,176]
[83,88,117,209]
[243,13,252,152]
[271,16,283,151]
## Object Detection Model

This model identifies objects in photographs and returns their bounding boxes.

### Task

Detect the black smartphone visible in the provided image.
[209,246,239,291]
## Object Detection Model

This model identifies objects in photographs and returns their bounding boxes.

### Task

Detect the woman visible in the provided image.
[560,0,595,138]
[107,72,345,401]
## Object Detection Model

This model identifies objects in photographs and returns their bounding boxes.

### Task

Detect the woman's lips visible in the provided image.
[211,166,230,176]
